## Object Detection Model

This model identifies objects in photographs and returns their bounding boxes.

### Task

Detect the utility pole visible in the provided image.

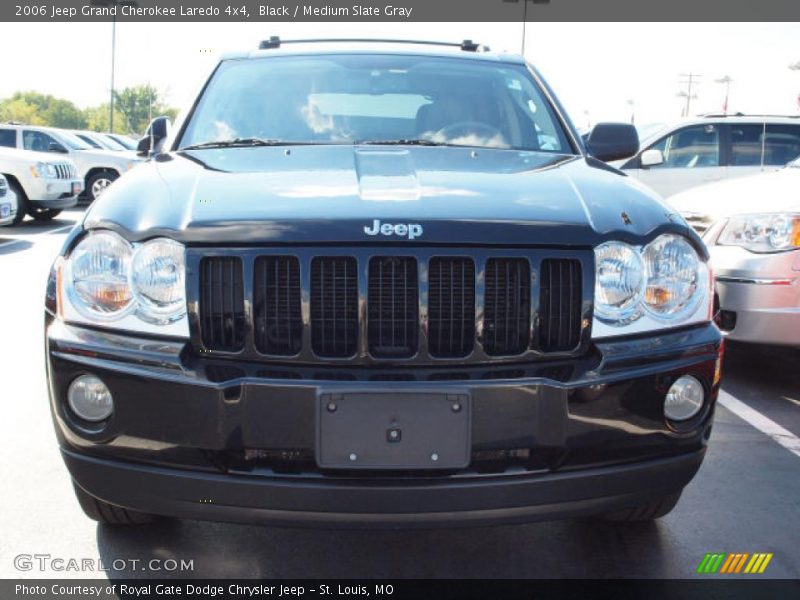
[503,0,551,56]
[677,73,701,117]
[91,0,139,133]
[627,99,635,124]
[715,76,733,114]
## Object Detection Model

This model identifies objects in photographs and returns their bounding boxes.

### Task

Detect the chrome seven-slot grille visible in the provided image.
[54,163,75,179]
[192,249,588,364]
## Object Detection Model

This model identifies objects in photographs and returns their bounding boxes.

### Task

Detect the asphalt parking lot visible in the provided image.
[1,209,798,580]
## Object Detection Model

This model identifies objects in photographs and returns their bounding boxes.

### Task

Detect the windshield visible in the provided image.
[76,134,103,149]
[179,54,574,153]
[55,130,92,150]
[95,135,126,151]
[636,122,667,142]
[110,135,137,150]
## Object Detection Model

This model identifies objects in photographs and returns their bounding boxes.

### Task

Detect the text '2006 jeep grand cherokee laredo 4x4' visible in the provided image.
[46,39,722,527]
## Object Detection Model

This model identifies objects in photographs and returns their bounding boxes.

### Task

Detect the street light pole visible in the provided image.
[110,14,116,133]
[715,76,733,115]
[91,0,138,133]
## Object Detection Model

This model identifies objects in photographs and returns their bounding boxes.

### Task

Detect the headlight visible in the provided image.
[716,213,800,253]
[642,234,701,320]
[61,231,188,336]
[594,242,644,323]
[130,238,186,324]
[31,162,58,178]
[66,231,134,319]
[593,234,710,337]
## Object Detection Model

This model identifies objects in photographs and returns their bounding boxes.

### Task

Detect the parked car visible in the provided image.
[47,39,721,528]
[610,114,800,198]
[0,124,142,202]
[0,146,81,224]
[0,174,19,226]
[105,134,139,151]
[667,158,799,346]
[71,130,138,159]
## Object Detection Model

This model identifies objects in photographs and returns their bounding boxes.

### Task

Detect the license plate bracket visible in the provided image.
[316,390,471,470]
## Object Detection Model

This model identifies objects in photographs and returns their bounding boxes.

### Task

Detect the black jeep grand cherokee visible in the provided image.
[45,39,722,527]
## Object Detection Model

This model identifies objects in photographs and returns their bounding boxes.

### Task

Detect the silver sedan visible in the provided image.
[668,158,800,346]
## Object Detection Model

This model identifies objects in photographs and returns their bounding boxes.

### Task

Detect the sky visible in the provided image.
[0,21,799,130]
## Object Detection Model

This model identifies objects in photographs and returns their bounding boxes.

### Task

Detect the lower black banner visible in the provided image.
[4,579,799,600]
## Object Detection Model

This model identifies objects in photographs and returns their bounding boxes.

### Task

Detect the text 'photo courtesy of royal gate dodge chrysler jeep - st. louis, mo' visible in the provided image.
[44,39,722,528]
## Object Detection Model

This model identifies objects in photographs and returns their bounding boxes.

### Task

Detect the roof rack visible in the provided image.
[258,37,489,52]
[700,112,799,119]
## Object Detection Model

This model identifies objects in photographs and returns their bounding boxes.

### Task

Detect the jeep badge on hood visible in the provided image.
[364,219,423,240]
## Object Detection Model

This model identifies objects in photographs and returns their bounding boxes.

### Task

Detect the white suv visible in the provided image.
[0,145,81,224]
[0,124,142,203]
[612,115,800,198]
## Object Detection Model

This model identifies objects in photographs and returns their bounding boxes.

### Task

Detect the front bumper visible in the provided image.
[27,177,82,208]
[47,320,721,526]
[64,447,705,527]
[710,246,800,346]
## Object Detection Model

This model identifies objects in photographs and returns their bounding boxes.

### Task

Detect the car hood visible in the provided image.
[75,149,135,166]
[0,146,76,165]
[667,167,800,222]
[83,145,689,247]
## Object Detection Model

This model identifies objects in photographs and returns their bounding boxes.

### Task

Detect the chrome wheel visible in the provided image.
[91,178,112,199]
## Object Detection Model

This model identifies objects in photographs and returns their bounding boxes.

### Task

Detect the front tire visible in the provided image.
[72,481,160,525]
[598,491,682,522]
[86,170,118,202]
[7,180,28,226]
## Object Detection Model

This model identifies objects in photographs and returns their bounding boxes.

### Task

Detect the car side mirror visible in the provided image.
[586,123,639,162]
[137,116,172,157]
[48,142,68,154]
[640,148,665,168]
[136,136,151,157]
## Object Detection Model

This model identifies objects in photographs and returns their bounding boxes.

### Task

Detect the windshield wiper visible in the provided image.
[356,139,451,147]
[181,138,311,150]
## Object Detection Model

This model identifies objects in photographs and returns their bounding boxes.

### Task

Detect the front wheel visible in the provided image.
[72,481,160,525]
[86,170,118,202]
[598,490,682,522]
[28,207,62,221]
[7,180,28,226]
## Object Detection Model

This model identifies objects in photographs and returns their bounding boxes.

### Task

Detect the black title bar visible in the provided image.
[4,579,800,600]
[5,0,800,22]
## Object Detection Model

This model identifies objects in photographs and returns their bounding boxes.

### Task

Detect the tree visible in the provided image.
[0,86,178,135]
[0,91,86,128]
[112,85,178,136]
[0,98,45,125]
[83,103,127,134]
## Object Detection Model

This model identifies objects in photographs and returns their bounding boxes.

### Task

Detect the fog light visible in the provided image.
[67,375,113,422]
[664,375,704,421]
